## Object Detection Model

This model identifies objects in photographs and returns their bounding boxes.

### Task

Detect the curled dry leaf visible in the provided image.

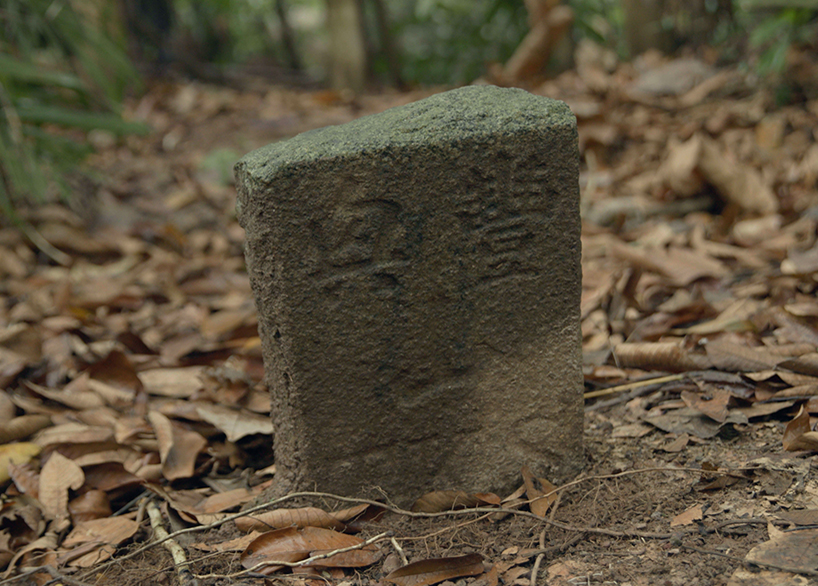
[614,342,709,372]
[147,410,207,480]
[34,423,114,447]
[783,406,818,452]
[236,503,373,533]
[696,134,779,214]
[0,415,52,444]
[82,462,144,494]
[333,503,384,531]
[384,554,485,586]
[24,380,104,411]
[412,491,500,513]
[8,461,40,497]
[3,532,58,579]
[199,487,257,514]
[521,466,557,518]
[240,526,379,575]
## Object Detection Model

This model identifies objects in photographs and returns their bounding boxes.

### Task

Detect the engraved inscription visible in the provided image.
[309,199,409,296]
[455,163,554,285]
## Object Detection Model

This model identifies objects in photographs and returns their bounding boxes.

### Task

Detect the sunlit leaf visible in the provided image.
[0,443,41,484]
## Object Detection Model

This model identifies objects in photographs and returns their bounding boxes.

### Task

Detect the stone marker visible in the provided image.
[235,85,582,504]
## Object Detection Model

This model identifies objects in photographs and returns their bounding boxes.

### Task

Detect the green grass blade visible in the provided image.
[15,103,150,136]
[0,53,87,93]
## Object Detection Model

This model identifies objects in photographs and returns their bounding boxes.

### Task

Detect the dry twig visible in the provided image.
[147,500,200,586]
[529,529,546,586]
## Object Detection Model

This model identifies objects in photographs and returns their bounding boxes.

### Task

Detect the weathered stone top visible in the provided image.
[236,85,575,184]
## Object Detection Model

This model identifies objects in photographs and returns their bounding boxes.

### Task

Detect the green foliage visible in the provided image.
[387,0,529,85]
[567,0,622,46]
[199,148,242,186]
[173,0,309,65]
[0,0,147,220]
[747,6,816,76]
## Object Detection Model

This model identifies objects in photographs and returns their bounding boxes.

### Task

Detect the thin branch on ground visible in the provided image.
[584,373,684,400]
[529,529,546,586]
[707,518,769,533]
[390,536,408,566]
[147,499,200,586]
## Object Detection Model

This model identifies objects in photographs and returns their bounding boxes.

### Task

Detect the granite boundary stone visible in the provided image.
[235,85,583,505]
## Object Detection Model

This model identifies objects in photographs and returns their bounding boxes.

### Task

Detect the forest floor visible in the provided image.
[2,47,818,586]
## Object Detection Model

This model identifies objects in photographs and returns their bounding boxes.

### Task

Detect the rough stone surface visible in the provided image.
[235,85,583,505]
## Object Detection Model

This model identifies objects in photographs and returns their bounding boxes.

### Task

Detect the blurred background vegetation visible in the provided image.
[1,0,816,230]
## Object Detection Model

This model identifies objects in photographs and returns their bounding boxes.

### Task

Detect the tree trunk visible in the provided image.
[370,0,404,88]
[121,0,175,64]
[325,0,367,93]
[275,0,302,71]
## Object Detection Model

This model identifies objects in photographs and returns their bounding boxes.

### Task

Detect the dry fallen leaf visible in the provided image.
[68,490,112,524]
[192,530,262,552]
[704,338,782,372]
[39,452,84,529]
[195,403,273,441]
[681,389,731,423]
[782,406,818,452]
[744,526,818,575]
[235,506,346,533]
[147,411,207,480]
[614,342,710,372]
[240,526,379,575]
[384,554,485,586]
[86,350,143,398]
[61,516,139,567]
[412,491,500,513]
[670,504,703,527]
[139,367,205,398]
[697,134,779,214]
[521,466,558,518]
